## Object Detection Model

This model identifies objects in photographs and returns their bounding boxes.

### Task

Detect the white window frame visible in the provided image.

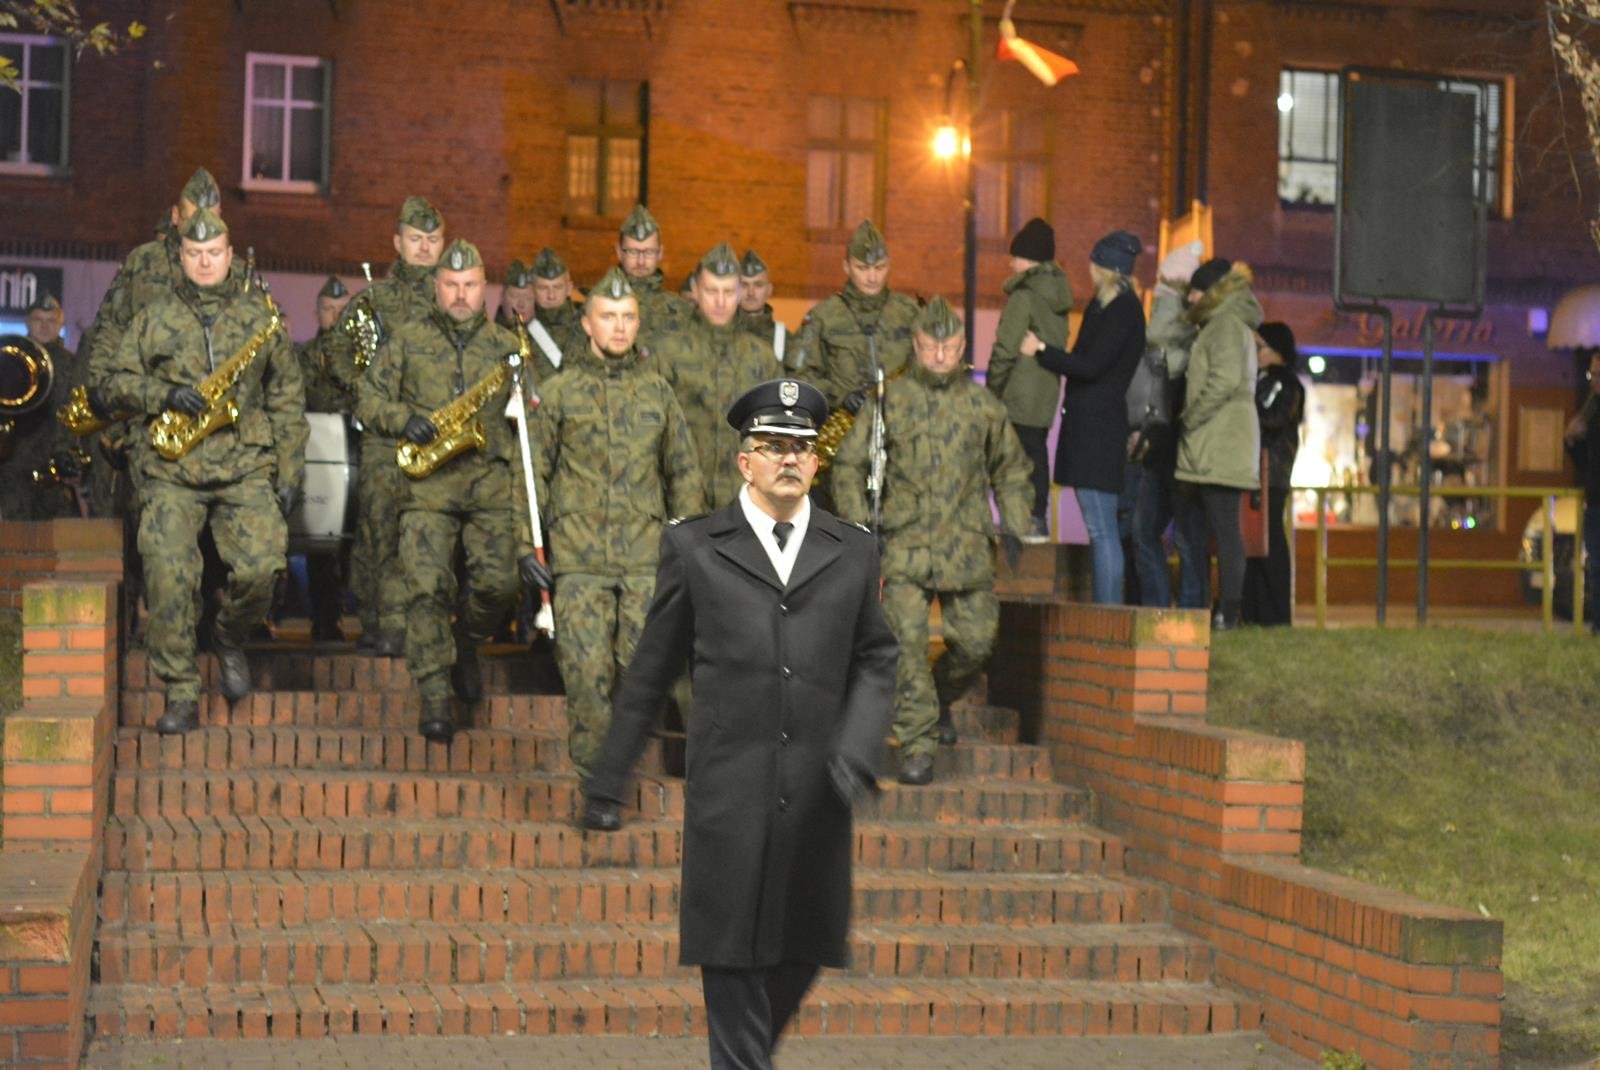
[242,52,331,194]
[0,33,71,175]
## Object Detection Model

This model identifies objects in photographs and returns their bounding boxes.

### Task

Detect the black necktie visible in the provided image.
[772,521,794,551]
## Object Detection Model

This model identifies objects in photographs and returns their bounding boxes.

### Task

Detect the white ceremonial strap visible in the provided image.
[529,319,563,369]
[772,322,786,363]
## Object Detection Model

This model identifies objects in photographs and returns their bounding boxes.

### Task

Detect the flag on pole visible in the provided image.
[997,16,1079,86]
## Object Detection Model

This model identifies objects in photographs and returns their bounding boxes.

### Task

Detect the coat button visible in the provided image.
[782,666,792,679]
[779,731,790,745]
[776,796,789,811]
[778,603,789,615]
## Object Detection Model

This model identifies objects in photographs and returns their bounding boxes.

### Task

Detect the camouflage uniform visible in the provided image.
[733,248,786,362]
[614,205,690,352]
[833,298,1033,761]
[96,209,307,706]
[494,259,562,386]
[354,244,533,706]
[784,221,919,411]
[327,211,441,646]
[532,272,705,774]
[0,333,78,521]
[653,245,777,509]
[297,277,358,415]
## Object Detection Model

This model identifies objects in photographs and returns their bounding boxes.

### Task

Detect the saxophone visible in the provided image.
[149,292,284,462]
[395,338,526,480]
[341,262,383,370]
[59,385,134,437]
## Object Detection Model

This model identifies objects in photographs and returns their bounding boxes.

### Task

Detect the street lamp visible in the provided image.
[932,7,983,361]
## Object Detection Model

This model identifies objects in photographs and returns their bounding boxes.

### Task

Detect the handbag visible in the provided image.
[1125,345,1170,462]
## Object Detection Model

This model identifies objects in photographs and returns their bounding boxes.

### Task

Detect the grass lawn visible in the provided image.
[1208,627,1600,1066]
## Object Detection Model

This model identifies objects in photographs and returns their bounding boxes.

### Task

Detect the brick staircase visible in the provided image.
[87,645,1261,1042]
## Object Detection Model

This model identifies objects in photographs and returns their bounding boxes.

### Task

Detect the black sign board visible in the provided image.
[0,265,66,316]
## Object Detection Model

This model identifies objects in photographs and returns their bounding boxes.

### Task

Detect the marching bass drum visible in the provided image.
[288,412,358,555]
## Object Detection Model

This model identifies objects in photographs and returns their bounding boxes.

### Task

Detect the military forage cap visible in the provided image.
[591,266,636,301]
[619,203,660,242]
[398,195,444,233]
[27,292,61,314]
[726,378,829,439]
[532,247,568,279]
[181,167,221,209]
[699,242,740,278]
[505,259,533,288]
[740,249,769,278]
[440,239,483,272]
[318,276,348,300]
[916,295,963,341]
[180,206,229,243]
[847,219,889,265]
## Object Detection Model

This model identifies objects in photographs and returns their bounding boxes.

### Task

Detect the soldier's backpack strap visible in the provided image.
[772,322,786,364]
[528,319,564,369]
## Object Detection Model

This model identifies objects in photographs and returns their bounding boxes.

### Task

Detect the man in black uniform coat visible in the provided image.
[582,378,899,1070]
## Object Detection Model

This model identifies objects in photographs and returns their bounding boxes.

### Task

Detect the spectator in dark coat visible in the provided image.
[1021,230,1146,603]
[1564,350,1600,630]
[1242,321,1306,626]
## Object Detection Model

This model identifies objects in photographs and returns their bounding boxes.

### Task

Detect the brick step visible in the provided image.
[121,646,557,697]
[947,704,1019,744]
[104,816,1121,875]
[121,690,568,735]
[112,725,1049,782]
[88,976,1260,1040]
[100,869,1165,929]
[94,921,1210,987]
[109,768,1083,826]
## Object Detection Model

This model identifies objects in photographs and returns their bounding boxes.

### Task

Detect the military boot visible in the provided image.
[418,697,455,744]
[155,698,200,736]
[451,631,482,703]
[936,705,958,747]
[213,632,252,703]
[898,751,934,786]
[374,632,404,658]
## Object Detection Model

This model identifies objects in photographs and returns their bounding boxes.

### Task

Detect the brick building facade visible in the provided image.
[4,0,1593,603]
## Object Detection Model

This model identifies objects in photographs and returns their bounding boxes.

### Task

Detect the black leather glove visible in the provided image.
[1000,533,1024,572]
[841,389,867,416]
[828,754,873,810]
[163,385,207,418]
[581,796,623,832]
[85,388,114,422]
[519,553,553,592]
[276,483,301,520]
[50,450,83,480]
[401,414,438,445]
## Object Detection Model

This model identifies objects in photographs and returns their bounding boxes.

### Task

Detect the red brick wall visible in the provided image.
[0,522,123,614]
[0,578,121,1069]
[990,600,1502,1070]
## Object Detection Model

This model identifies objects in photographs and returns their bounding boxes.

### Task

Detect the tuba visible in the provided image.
[149,292,284,462]
[341,262,383,370]
[395,340,526,480]
[0,334,55,443]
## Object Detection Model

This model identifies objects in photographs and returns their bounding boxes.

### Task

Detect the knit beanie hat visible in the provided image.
[1009,217,1055,262]
[1090,230,1142,276]
[1189,257,1233,294]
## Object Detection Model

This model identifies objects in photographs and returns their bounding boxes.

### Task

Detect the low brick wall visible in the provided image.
[0,520,122,613]
[989,601,1502,1070]
[1,578,120,1069]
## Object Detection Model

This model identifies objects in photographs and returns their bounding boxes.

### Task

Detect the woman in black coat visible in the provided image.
[1021,230,1147,603]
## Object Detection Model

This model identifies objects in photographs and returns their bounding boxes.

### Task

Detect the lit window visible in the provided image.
[243,53,331,192]
[806,95,886,233]
[565,79,645,219]
[975,110,1051,241]
[0,34,70,173]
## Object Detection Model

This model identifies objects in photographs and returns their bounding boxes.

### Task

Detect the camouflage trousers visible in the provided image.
[880,583,999,759]
[137,477,286,703]
[351,436,408,640]
[397,497,520,705]
[553,572,655,777]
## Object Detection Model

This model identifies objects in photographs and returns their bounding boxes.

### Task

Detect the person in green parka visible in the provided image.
[1175,258,1263,632]
[985,217,1072,540]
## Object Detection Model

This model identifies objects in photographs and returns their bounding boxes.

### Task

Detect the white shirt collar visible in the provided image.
[738,484,810,585]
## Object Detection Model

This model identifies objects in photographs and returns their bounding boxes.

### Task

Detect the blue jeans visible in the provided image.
[1075,487,1124,605]
[1131,465,1209,608]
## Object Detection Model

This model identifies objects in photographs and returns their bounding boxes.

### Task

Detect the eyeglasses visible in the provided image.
[743,439,818,461]
[618,246,661,262]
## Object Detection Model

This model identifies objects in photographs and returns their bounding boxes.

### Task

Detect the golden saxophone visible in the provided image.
[395,337,526,480]
[342,262,383,369]
[58,384,135,437]
[149,294,284,462]
[815,362,906,473]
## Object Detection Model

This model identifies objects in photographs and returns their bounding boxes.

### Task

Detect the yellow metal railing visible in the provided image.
[1300,484,1586,633]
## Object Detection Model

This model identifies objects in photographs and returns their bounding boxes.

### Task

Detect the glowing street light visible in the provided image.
[932,122,961,161]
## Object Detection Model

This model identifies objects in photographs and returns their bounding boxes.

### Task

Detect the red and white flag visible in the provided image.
[997,17,1079,86]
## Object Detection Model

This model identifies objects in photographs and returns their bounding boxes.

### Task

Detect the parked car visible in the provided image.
[1518,496,1584,620]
